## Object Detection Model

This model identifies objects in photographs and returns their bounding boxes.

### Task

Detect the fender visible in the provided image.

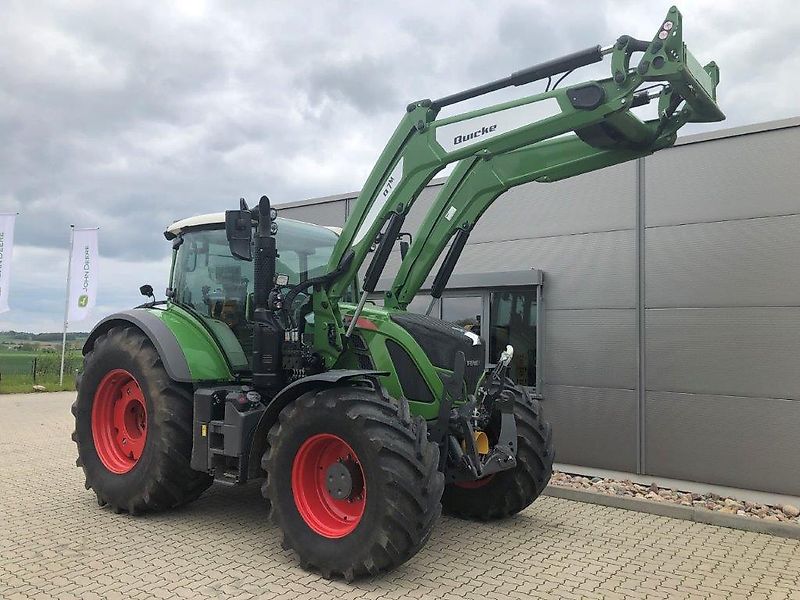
[84,309,193,382]
[246,369,389,479]
[83,308,233,383]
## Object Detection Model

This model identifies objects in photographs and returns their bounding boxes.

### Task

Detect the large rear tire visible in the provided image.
[441,383,554,520]
[262,386,444,581]
[72,325,212,514]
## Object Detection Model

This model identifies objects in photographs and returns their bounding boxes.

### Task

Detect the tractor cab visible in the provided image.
[164,213,350,371]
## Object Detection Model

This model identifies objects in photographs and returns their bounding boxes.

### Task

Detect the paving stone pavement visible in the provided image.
[1,391,799,600]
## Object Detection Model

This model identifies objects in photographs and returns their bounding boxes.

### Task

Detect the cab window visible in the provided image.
[171,220,345,367]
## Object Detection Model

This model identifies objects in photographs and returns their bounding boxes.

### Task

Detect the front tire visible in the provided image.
[262,386,444,581]
[72,325,212,514]
[441,383,554,520]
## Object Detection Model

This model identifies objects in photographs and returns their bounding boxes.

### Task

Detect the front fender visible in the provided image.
[83,306,234,383]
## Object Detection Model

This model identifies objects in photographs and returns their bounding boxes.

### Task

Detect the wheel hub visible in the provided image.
[325,458,364,501]
[291,433,366,538]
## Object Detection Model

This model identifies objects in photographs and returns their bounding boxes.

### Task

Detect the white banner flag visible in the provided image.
[67,228,99,322]
[0,213,16,313]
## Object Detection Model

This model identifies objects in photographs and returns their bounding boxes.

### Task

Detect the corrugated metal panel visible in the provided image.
[544,385,637,472]
[645,391,800,496]
[544,309,636,389]
[646,215,800,308]
[646,127,800,227]
[470,161,636,243]
[451,230,635,309]
[380,249,403,281]
[277,199,346,227]
[401,185,440,235]
[646,307,800,400]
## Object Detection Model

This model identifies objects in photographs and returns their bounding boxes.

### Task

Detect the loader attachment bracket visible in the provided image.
[618,6,724,123]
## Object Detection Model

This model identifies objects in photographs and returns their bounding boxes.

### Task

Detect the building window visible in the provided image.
[442,295,482,336]
[406,294,437,316]
[489,290,537,387]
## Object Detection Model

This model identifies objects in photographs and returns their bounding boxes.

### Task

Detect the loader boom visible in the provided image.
[319,6,722,363]
[386,111,686,309]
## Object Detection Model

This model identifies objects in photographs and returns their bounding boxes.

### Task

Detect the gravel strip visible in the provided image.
[550,471,800,525]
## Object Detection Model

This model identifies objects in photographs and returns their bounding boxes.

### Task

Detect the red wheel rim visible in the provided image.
[291,433,366,538]
[91,369,147,474]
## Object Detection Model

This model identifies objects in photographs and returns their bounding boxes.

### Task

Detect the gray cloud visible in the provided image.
[1,0,798,331]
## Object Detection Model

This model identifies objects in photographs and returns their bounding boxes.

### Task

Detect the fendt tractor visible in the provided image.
[73,7,723,580]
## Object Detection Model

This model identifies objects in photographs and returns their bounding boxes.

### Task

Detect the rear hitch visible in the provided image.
[444,390,518,485]
[474,391,517,477]
[441,346,520,485]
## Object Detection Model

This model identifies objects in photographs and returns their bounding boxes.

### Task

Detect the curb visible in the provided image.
[544,485,800,541]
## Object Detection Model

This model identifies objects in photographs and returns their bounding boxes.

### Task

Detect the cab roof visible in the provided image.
[164,212,342,239]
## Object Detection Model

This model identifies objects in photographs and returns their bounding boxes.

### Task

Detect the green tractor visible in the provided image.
[72,7,723,580]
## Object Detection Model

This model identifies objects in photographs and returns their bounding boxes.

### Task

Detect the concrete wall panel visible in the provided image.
[646,128,800,227]
[646,307,800,400]
[545,309,636,389]
[545,385,637,472]
[472,161,636,243]
[646,391,800,496]
[646,215,800,308]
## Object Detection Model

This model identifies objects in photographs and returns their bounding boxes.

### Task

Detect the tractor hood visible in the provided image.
[388,311,484,393]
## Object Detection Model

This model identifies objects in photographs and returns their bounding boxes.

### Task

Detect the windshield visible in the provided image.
[170,218,344,369]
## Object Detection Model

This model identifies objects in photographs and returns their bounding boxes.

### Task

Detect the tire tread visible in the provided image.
[261,387,443,581]
[72,325,211,514]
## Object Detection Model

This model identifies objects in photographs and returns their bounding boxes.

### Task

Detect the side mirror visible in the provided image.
[139,284,154,298]
[225,208,253,261]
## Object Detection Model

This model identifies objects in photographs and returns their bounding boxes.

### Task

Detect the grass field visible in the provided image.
[0,349,82,393]
[0,373,77,393]
[0,351,40,374]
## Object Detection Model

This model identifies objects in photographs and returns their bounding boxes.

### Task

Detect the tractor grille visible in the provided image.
[350,334,374,369]
[386,339,434,403]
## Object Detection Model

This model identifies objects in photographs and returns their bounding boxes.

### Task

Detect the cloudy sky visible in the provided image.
[1,0,799,332]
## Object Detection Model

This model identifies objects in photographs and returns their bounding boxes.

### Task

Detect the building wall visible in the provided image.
[642,124,800,495]
[277,118,800,496]
[467,163,640,473]
[277,197,348,227]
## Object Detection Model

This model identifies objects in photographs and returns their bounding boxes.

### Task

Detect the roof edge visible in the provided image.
[674,115,800,147]
[277,116,800,210]
[274,176,449,210]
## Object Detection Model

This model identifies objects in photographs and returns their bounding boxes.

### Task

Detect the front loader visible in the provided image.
[72,7,723,580]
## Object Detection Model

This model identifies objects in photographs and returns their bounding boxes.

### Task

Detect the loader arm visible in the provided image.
[386,113,687,309]
[325,68,624,302]
[313,5,722,367]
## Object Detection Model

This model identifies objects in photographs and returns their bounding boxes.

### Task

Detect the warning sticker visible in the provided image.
[445,206,457,221]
